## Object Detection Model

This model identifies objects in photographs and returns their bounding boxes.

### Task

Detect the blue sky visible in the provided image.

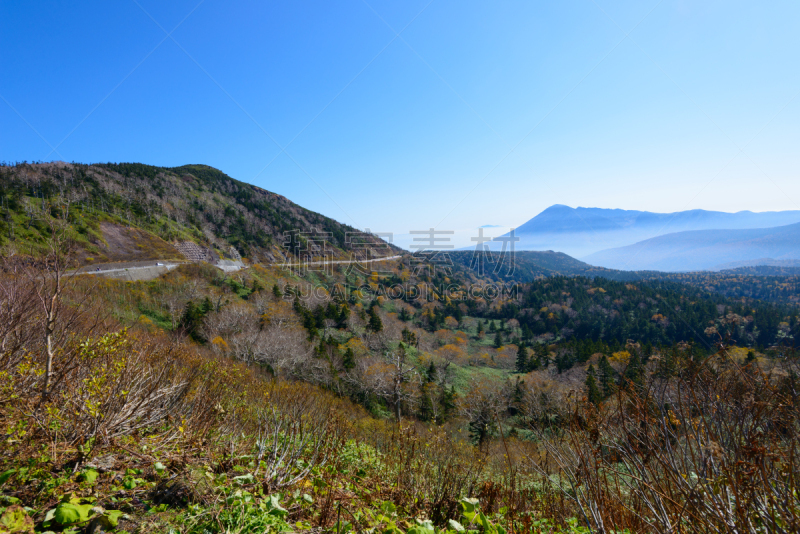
[2,1,800,248]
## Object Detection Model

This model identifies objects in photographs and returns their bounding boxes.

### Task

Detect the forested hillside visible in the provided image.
[0,162,394,264]
[451,249,800,306]
[641,269,800,305]
[2,167,800,533]
[4,227,799,532]
[447,250,620,281]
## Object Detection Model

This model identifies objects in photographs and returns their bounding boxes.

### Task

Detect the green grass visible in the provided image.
[449,363,509,395]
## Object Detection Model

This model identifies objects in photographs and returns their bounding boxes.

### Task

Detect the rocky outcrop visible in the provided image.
[173,241,219,263]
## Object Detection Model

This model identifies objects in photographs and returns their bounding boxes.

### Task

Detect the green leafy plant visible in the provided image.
[77,468,99,485]
[0,505,34,534]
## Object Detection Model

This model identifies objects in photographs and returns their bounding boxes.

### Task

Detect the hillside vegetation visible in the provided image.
[2,166,800,533]
[454,251,800,306]
[0,162,394,265]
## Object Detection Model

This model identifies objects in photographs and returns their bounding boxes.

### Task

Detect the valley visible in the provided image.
[4,3,799,531]
[1,162,799,533]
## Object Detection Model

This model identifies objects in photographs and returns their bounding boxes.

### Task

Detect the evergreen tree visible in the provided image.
[418,385,434,422]
[623,350,644,389]
[516,345,529,373]
[336,304,350,329]
[586,365,603,405]
[401,327,417,347]
[535,344,549,368]
[468,409,495,447]
[555,352,575,373]
[439,386,457,422]
[342,347,356,369]
[180,301,206,343]
[598,355,616,398]
[521,324,532,341]
[655,346,678,378]
[201,296,213,315]
[493,331,503,349]
[367,306,383,333]
[510,378,525,415]
[426,360,437,382]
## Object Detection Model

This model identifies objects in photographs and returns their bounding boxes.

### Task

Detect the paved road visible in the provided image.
[77,263,182,275]
[74,255,403,281]
[274,255,402,267]
[74,262,184,281]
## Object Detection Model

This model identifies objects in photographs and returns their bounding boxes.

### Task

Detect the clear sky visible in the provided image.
[2,1,800,248]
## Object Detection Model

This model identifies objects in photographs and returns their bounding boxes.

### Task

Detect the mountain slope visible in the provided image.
[0,162,395,265]
[447,250,627,282]
[583,223,800,272]
[491,205,800,257]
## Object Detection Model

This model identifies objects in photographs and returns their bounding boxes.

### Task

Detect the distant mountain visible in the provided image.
[712,258,800,271]
[583,223,800,272]
[446,250,642,283]
[718,265,800,277]
[487,205,800,257]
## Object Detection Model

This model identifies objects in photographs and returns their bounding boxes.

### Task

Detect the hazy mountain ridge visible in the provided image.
[487,204,800,258]
[583,222,800,272]
[517,204,800,234]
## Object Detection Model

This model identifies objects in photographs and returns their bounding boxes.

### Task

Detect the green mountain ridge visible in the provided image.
[0,162,396,265]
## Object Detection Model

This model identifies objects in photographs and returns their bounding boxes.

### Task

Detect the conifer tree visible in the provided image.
[510,377,525,415]
[180,301,207,343]
[418,386,434,422]
[516,345,529,373]
[535,344,549,368]
[586,365,602,405]
[426,360,437,382]
[624,350,644,389]
[439,386,457,421]
[598,355,616,398]
[367,306,383,333]
[656,346,678,378]
[201,296,213,314]
[342,347,356,369]
[336,304,350,329]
